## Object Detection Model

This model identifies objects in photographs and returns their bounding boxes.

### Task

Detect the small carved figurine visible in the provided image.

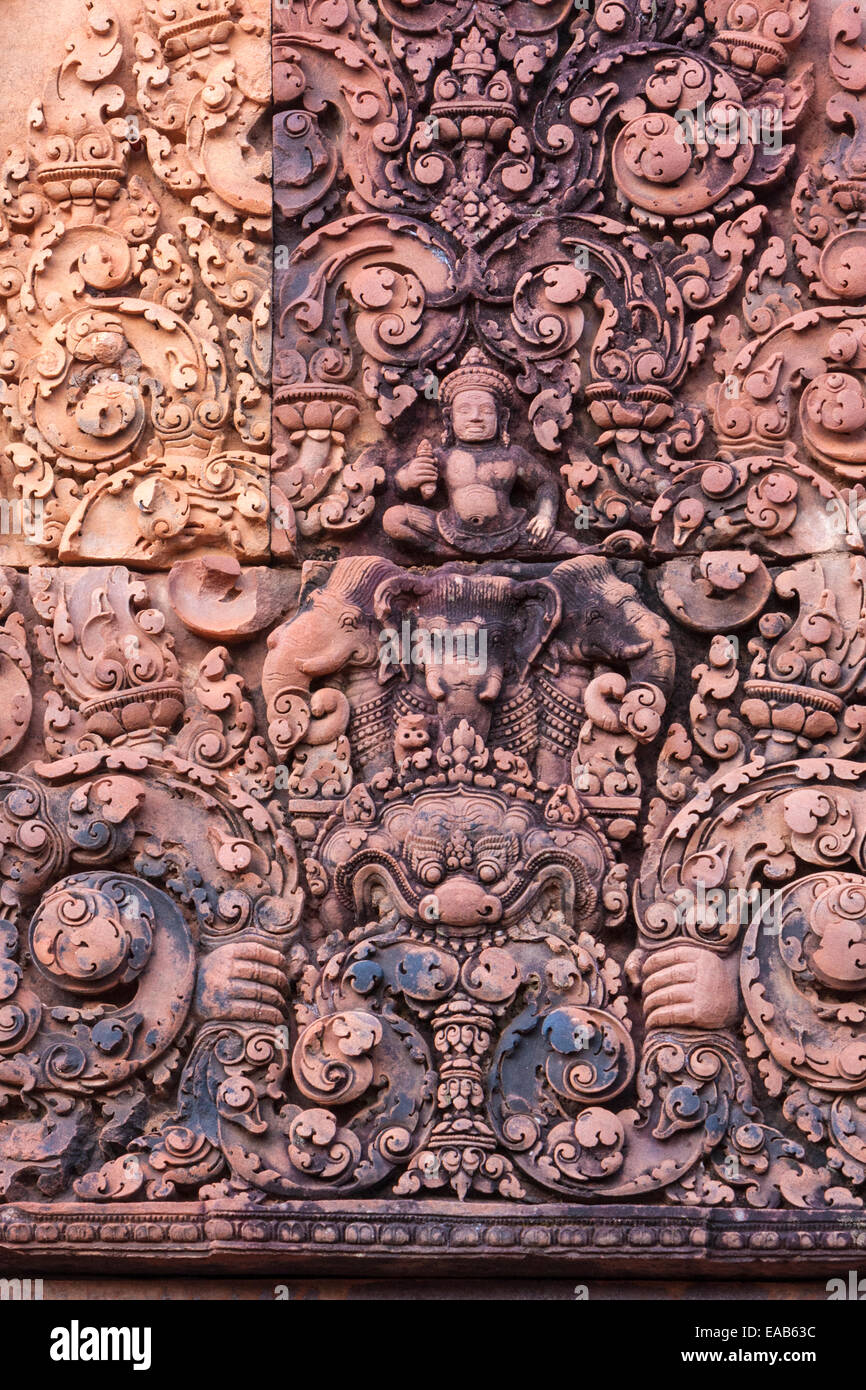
[383,348,581,558]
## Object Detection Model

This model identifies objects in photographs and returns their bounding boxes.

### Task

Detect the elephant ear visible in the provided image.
[373,573,436,627]
[373,573,436,681]
[511,580,561,679]
[298,560,334,608]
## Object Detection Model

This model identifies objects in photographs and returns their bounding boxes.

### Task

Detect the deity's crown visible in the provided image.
[440,347,512,407]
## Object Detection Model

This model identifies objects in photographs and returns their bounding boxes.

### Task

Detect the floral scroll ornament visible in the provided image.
[0,0,280,567]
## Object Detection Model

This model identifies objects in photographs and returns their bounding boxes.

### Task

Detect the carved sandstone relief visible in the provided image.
[0,558,781,1203]
[228,0,866,1213]
[6,0,866,1268]
[0,0,278,568]
[272,0,811,558]
[1,540,865,1211]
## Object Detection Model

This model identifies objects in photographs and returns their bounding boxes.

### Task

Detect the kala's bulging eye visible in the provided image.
[405,831,448,887]
[477,860,500,884]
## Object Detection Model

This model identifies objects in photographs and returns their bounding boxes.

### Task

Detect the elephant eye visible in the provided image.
[339,612,360,630]
[585,608,602,625]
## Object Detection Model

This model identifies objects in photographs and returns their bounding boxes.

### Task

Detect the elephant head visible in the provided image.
[534,556,675,789]
[546,556,675,696]
[263,556,401,758]
[376,567,560,742]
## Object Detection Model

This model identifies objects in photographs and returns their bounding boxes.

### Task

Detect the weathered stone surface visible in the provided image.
[6,0,866,1275]
[0,0,275,568]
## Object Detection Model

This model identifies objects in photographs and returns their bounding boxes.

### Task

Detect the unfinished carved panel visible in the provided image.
[7,0,866,1276]
[0,0,277,568]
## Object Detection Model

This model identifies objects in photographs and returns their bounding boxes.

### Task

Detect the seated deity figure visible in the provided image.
[383,347,581,558]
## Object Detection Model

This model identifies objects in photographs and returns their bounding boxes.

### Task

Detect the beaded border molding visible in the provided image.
[2,1204,866,1274]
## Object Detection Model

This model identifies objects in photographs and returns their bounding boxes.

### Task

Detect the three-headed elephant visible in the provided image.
[375,567,561,742]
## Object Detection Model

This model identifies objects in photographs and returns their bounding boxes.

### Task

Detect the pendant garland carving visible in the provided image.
[7,0,866,1255]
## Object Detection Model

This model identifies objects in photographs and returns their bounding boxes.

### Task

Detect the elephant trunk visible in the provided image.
[263,634,350,755]
[262,652,310,710]
[619,600,675,698]
[433,684,497,739]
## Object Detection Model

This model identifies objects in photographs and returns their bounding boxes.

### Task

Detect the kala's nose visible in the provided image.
[419,877,503,929]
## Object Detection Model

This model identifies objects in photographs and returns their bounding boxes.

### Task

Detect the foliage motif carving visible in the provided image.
[0,0,277,568]
[7,0,866,1261]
